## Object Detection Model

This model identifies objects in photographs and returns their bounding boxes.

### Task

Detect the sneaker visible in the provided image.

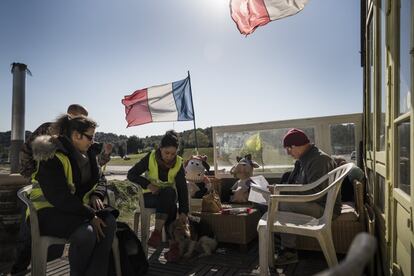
[147,229,162,248]
[164,242,180,262]
[274,248,298,266]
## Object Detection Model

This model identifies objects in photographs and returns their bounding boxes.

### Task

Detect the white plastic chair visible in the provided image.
[257,163,353,276]
[132,182,166,257]
[17,185,122,276]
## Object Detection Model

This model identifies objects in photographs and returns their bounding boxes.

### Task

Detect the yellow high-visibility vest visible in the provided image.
[143,150,182,193]
[30,152,96,211]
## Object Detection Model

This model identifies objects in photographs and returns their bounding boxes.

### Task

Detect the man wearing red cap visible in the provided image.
[274,128,338,265]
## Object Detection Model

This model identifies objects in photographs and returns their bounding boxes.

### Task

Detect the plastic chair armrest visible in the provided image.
[272,175,328,193]
[270,189,328,203]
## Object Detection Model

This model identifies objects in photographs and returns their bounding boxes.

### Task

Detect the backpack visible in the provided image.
[108,221,149,276]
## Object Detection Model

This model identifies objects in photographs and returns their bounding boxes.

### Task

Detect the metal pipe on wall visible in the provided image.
[10,63,28,174]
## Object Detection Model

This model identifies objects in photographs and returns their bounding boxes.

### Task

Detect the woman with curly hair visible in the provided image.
[30,114,116,275]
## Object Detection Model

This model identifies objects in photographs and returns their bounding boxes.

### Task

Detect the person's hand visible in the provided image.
[178,213,188,224]
[90,195,104,210]
[148,183,160,194]
[90,215,107,242]
[267,185,275,194]
[103,143,113,155]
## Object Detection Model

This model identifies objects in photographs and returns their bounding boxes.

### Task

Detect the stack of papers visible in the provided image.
[248,175,271,205]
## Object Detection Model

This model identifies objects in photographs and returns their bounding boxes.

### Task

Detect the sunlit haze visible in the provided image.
[0,0,361,137]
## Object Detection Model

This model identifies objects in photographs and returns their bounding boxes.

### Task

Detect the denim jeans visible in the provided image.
[144,187,177,238]
[68,214,116,276]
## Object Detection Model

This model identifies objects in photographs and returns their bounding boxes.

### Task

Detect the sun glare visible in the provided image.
[199,0,229,17]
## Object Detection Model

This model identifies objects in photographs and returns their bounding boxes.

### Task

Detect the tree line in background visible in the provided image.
[0,124,357,161]
[0,127,213,161]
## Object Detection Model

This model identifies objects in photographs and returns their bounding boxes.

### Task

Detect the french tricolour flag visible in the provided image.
[230,0,309,35]
[122,77,194,127]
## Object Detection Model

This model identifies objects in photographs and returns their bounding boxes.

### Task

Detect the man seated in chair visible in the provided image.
[273,128,340,265]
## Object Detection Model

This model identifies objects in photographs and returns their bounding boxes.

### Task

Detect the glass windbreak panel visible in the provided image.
[397,122,410,195]
[214,128,315,176]
[399,0,412,114]
[379,0,386,151]
[376,174,386,213]
[368,20,374,151]
[330,123,356,162]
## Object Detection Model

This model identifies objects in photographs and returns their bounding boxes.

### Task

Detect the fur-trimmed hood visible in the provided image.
[31,135,66,162]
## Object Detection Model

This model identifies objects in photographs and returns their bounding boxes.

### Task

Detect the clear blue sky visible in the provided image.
[0,0,362,137]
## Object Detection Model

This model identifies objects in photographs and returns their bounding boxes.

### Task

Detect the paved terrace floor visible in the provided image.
[0,241,341,276]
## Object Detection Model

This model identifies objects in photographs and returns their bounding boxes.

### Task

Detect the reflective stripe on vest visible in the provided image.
[30,152,95,211]
[82,184,98,204]
[143,150,182,193]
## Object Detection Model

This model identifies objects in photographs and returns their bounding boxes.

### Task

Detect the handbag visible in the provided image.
[108,222,148,276]
[201,190,222,213]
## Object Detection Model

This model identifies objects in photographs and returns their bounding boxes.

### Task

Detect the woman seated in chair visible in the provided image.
[127,130,189,262]
[31,114,116,276]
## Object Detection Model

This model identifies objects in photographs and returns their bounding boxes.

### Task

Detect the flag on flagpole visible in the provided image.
[242,132,264,171]
[121,77,194,127]
[245,133,262,152]
[230,0,309,35]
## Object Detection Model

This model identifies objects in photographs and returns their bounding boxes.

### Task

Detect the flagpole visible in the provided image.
[187,70,198,154]
[261,142,264,172]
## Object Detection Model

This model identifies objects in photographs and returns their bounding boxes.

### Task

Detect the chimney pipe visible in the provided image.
[10,63,29,174]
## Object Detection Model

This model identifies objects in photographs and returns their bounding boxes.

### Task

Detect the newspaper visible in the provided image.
[248,175,271,205]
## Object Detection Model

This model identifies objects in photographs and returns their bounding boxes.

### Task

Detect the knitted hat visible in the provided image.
[283,128,310,147]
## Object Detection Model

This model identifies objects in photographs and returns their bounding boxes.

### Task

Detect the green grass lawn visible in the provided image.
[107,153,147,166]
[107,148,214,166]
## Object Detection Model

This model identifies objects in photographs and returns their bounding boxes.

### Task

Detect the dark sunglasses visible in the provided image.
[82,133,94,141]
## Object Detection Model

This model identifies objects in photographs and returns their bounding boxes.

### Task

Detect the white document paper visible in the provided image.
[248,175,271,205]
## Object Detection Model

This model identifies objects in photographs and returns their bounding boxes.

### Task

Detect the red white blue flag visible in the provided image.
[230,0,309,35]
[122,77,194,127]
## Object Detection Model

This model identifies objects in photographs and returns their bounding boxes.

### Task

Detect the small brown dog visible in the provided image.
[168,216,217,259]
